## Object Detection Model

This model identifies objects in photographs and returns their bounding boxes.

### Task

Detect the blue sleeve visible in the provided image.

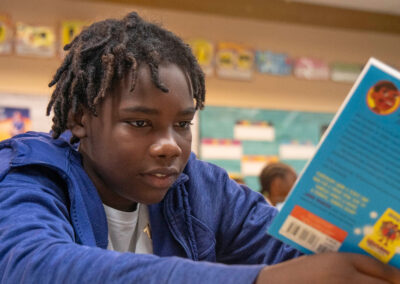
[0,166,264,284]
[215,176,302,265]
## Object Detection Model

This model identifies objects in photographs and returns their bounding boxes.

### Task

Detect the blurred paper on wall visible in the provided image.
[0,14,13,54]
[15,22,56,57]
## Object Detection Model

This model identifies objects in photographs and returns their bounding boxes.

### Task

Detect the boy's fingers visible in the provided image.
[356,275,391,284]
[350,253,400,283]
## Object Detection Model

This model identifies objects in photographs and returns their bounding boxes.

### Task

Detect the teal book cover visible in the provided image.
[268,58,400,267]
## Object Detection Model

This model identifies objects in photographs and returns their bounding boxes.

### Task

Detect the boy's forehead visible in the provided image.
[106,63,194,104]
[138,63,192,93]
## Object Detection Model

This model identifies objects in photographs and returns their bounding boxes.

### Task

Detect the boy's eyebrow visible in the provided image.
[120,106,196,115]
[121,106,159,115]
[180,107,197,115]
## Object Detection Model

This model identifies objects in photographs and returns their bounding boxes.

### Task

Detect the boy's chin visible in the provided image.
[134,191,170,205]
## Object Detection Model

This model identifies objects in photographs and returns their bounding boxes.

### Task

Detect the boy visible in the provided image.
[0,12,399,283]
[259,162,297,208]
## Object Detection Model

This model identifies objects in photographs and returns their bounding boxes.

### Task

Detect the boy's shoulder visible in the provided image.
[184,153,230,181]
[183,153,252,196]
[0,131,78,179]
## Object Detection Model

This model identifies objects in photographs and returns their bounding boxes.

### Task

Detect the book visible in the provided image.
[268,58,400,268]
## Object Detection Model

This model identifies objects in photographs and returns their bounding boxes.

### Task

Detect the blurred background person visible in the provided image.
[259,162,297,210]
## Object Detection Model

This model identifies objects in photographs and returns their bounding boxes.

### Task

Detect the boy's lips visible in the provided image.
[385,100,394,107]
[141,168,179,189]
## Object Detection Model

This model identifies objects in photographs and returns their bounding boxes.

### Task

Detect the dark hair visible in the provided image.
[259,162,296,196]
[47,12,205,143]
[374,80,397,92]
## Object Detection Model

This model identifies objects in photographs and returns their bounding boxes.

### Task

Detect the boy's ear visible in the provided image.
[67,108,88,139]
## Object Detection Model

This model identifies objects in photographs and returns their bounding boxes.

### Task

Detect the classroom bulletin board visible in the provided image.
[199,106,334,191]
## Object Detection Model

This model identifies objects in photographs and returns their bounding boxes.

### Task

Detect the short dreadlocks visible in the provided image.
[47,12,205,143]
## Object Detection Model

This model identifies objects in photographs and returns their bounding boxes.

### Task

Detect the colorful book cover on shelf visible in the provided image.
[0,14,13,54]
[293,57,330,80]
[331,62,363,83]
[255,51,292,76]
[187,38,214,76]
[216,42,254,80]
[268,58,400,268]
[60,20,87,57]
[15,22,56,57]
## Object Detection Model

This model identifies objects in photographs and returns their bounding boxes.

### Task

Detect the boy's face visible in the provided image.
[269,172,296,206]
[76,63,195,210]
[372,87,399,112]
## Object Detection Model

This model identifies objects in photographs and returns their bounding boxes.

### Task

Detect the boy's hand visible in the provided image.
[256,252,400,284]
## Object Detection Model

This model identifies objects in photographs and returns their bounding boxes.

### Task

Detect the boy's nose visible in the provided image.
[149,135,182,160]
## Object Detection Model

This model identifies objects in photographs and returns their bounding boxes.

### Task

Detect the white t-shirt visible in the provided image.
[103,203,153,254]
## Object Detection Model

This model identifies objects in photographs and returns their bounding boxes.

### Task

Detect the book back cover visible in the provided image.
[268,58,400,268]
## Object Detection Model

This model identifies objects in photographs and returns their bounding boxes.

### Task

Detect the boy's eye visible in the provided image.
[175,121,193,129]
[130,120,150,127]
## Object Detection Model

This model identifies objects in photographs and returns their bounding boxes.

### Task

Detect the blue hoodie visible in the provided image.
[0,132,300,283]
